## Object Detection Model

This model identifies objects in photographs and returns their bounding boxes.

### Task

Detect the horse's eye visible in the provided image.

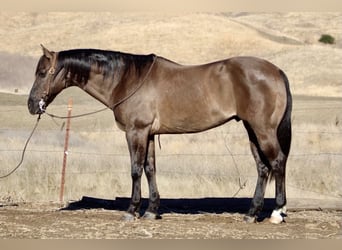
[38,71,46,78]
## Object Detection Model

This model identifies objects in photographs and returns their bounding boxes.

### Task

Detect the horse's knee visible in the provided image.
[131,164,143,179]
[257,163,269,177]
[144,164,155,179]
[270,154,286,176]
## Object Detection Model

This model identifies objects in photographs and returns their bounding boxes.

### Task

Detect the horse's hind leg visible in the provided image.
[243,121,288,224]
[243,121,270,223]
[269,152,288,224]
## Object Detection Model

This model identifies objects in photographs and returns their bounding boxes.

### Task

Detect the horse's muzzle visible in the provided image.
[28,97,45,115]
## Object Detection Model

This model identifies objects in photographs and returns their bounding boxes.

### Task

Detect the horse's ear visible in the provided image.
[40,44,53,59]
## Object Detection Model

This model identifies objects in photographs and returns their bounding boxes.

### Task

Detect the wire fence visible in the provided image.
[1,104,342,201]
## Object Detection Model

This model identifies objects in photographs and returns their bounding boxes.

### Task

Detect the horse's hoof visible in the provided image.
[269,215,284,224]
[122,212,138,222]
[244,215,256,223]
[142,211,162,220]
[269,210,285,224]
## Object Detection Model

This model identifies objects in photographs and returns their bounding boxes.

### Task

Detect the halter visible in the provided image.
[39,52,58,113]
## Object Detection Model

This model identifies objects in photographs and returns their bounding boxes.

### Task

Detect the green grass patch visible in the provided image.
[318,34,335,44]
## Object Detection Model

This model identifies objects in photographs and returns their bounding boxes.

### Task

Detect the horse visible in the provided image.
[28,45,292,224]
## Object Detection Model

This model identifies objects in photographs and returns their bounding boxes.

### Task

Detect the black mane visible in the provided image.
[55,49,155,84]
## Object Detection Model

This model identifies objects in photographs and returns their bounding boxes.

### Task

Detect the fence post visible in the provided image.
[59,98,72,204]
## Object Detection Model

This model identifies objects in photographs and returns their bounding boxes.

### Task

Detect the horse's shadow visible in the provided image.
[61,196,276,221]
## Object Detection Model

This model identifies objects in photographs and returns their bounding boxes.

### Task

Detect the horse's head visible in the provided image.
[28,45,65,115]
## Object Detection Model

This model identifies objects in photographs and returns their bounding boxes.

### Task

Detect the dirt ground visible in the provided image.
[0,201,341,239]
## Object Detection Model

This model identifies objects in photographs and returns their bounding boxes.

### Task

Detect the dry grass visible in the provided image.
[0,92,341,202]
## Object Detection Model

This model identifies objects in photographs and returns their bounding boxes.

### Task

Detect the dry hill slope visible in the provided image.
[0,12,341,96]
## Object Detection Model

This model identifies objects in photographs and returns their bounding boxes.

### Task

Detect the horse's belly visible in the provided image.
[157,107,236,134]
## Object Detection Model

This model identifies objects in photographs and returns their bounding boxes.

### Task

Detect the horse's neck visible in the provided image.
[73,53,152,109]
[80,72,118,108]
[76,62,134,108]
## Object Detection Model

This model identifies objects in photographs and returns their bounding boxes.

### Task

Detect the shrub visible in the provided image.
[318,34,335,44]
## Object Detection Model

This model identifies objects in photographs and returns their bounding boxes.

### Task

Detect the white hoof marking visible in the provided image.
[269,207,286,224]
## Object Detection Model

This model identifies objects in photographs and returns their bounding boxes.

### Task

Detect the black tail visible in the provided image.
[277,70,292,157]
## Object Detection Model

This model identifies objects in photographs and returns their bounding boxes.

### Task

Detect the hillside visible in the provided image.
[0,12,341,96]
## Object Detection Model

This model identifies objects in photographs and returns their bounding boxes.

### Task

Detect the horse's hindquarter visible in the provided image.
[227,57,288,129]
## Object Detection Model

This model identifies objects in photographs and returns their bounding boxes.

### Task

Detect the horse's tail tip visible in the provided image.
[277,69,292,157]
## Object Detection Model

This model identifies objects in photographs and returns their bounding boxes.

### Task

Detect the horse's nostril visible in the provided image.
[28,97,37,114]
[28,99,32,109]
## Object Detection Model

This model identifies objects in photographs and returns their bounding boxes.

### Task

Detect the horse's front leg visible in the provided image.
[123,127,150,221]
[142,135,161,219]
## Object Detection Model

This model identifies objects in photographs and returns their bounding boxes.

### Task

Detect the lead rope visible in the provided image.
[0,114,41,179]
[45,107,109,119]
[0,105,110,180]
